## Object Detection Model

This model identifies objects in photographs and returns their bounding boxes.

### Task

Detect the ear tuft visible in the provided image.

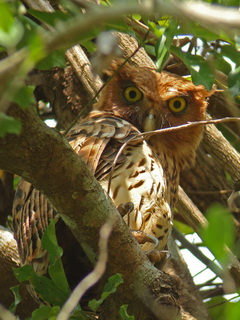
[103,58,126,77]
[193,84,216,100]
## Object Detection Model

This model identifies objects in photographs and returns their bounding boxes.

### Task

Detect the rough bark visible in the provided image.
[0,103,180,320]
[0,227,38,318]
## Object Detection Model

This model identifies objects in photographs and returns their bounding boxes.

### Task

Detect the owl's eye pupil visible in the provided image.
[129,90,137,99]
[173,100,182,109]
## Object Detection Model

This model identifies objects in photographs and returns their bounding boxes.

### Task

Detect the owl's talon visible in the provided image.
[147,250,171,269]
[131,230,159,247]
[117,202,134,217]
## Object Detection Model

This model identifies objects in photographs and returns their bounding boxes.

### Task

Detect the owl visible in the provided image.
[13,60,212,287]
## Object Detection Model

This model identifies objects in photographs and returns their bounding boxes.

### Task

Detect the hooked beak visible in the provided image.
[143,112,156,132]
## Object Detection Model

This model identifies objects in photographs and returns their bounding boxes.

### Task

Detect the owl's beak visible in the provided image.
[143,112,156,132]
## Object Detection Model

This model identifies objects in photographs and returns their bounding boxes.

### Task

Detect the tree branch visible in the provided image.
[0,103,180,320]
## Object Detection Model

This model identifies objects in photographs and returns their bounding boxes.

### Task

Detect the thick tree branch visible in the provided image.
[0,104,180,320]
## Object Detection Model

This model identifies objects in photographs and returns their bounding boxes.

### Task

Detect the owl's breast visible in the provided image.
[100,141,172,250]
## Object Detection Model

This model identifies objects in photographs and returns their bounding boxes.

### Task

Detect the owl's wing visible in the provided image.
[13,111,139,270]
[67,111,139,180]
[12,179,57,274]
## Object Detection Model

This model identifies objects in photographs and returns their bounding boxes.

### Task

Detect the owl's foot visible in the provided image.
[117,202,134,217]
[117,203,159,246]
[131,230,159,247]
[117,202,168,268]
[147,250,171,269]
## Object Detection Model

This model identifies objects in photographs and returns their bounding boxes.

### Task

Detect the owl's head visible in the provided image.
[95,60,214,166]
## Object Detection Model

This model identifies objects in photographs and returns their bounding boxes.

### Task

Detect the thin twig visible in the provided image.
[56,218,115,320]
[44,1,240,53]
[107,117,240,193]
[172,227,223,278]
[187,190,232,195]
[207,293,240,309]
[0,305,15,320]
[196,275,218,287]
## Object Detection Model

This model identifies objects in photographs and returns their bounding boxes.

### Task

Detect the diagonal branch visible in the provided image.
[0,103,181,320]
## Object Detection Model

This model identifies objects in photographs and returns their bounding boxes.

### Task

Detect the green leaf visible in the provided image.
[171,46,215,90]
[14,222,69,305]
[147,21,165,38]
[9,285,22,313]
[173,220,193,235]
[17,15,40,50]
[144,44,156,57]
[42,220,62,265]
[88,273,123,312]
[221,45,240,66]
[104,20,130,33]
[42,220,70,295]
[32,275,68,306]
[72,306,92,320]
[119,305,135,320]
[36,49,66,70]
[200,204,235,263]
[236,36,240,50]
[0,19,24,48]
[13,86,35,108]
[101,273,123,300]
[228,65,240,100]
[32,305,52,320]
[179,23,219,42]
[81,39,96,53]
[179,21,232,44]
[155,19,178,70]
[14,264,68,306]
[0,112,21,137]
[226,301,240,320]
[32,305,60,320]
[206,296,227,320]
[0,1,14,32]
[28,32,46,65]
[211,51,232,75]
[13,265,35,282]
[13,176,21,190]
[28,9,70,27]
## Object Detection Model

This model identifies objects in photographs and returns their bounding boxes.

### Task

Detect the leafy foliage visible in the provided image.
[31,305,60,320]
[0,112,21,137]
[14,264,69,306]
[13,221,70,307]
[9,285,22,313]
[13,86,35,108]
[13,219,125,319]
[200,204,235,263]
[88,273,123,312]
[42,220,70,295]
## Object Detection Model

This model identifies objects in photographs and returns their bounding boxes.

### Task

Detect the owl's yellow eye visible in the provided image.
[123,86,143,103]
[168,97,187,113]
